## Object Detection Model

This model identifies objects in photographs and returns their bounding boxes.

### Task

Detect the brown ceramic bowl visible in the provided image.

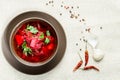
[2,11,66,74]
[10,17,59,67]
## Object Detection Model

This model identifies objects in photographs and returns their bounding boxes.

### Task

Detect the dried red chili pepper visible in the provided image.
[83,66,99,71]
[85,41,89,66]
[73,60,83,72]
[85,49,89,66]
[73,53,83,72]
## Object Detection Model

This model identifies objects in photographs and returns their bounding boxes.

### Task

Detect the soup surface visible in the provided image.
[13,20,57,63]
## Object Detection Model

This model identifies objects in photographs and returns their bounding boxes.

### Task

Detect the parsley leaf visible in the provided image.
[22,41,26,48]
[22,41,32,56]
[44,37,50,44]
[23,47,32,56]
[27,25,38,34]
[46,30,51,36]
[39,32,44,39]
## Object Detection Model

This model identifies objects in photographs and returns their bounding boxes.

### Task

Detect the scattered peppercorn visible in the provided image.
[70,14,74,18]
[76,43,78,46]
[71,6,74,9]
[83,39,86,42]
[46,3,48,5]
[75,16,78,19]
[85,29,88,32]
[100,27,102,29]
[60,13,62,16]
[49,1,51,4]
[80,49,82,51]
[64,6,69,9]
[88,28,91,32]
[51,0,54,3]
[61,5,63,7]
[45,1,82,21]
[82,19,85,21]
[69,10,72,13]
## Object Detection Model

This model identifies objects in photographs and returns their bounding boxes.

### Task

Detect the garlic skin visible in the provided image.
[93,49,104,62]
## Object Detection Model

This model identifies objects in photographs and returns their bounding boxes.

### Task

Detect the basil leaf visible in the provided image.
[27,25,38,34]
[46,30,51,36]
[39,32,44,39]
[44,37,50,44]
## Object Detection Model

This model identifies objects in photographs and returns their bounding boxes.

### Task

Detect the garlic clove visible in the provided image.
[88,39,98,48]
[93,49,104,62]
[86,33,98,48]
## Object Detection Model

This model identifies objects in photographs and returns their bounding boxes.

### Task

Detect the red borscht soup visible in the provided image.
[13,19,57,63]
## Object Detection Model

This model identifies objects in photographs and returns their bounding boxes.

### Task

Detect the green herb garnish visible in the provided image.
[44,37,50,44]
[46,30,51,36]
[22,41,32,56]
[22,41,26,48]
[39,32,44,39]
[27,25,38,34]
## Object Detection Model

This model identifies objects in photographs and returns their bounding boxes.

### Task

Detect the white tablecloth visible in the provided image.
[0,0,120,80]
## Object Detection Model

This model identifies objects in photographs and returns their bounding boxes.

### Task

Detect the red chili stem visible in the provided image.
[83,66,100,71]
[77,52,83,61]
[73,60,83,72]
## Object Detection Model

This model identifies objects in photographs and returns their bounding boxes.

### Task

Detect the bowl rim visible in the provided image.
[9,17,59,67]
